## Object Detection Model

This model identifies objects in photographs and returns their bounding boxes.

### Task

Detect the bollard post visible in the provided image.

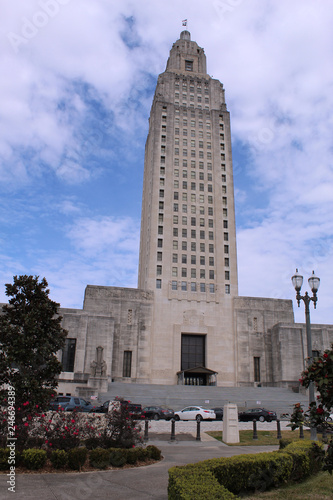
[299,425,304,439]
[276,419,282,440]
[144,420,149,442]
[170,418,175,441]
[253,419,258,440]
[196,419,201,441]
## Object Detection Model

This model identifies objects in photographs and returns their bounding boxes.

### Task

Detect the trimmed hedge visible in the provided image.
[89,447,110,469]
[168,440,325,499]
[50,449,68,469]
[22,449,47,470]
[67,447,88,471]
[204,452,293,494]
[0,444,162,472]
[282,440,324,477]
[168,463,236,500]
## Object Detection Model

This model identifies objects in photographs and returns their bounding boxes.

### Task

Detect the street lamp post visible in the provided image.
[291,269,320,440]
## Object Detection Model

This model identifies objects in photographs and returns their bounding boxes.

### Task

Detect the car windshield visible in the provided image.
[55,397,70,402]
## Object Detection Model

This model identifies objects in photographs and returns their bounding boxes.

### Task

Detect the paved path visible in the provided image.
[0,421,290,499]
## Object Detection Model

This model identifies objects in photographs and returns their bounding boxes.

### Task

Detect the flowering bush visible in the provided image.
[304,401,331,431]
[300,344,333,412]
[1,396,143,452]
[288,403,305,431]
[97,397,143,449]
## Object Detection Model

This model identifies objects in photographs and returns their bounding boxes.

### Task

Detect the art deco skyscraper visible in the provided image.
[138,30,238,385]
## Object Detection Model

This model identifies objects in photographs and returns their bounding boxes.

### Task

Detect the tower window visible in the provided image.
[185,60,193,71]
[62,338,76,372]
[254,357,260,382]
[123,351,132,378]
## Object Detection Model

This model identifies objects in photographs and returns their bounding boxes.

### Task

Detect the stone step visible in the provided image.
[97,382,309,415]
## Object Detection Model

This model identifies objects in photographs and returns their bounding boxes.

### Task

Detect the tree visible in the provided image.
[300,344,333,412]
[0,275,67,414]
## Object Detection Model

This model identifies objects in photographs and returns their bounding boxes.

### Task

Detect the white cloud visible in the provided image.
[0,0,332,325]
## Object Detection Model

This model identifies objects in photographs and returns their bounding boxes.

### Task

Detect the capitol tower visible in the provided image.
[138,30,238,385]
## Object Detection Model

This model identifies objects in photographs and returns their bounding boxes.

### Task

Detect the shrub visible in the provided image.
[84,436,104,450]
[22,449,47,470]
[279,438,292,449]
[283,440,324,477]
[0,448,10,471]
[168,464,236,499]
[89,448,110,469]
[109,448,127,467]
[146,444,162,460]
[206,452,292,494]
[67,447,88,471]
[50,449,68,469]
[323,438,333,474]
[102,397,143,449]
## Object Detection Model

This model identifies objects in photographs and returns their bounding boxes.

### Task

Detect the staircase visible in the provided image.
[97,382,309,416]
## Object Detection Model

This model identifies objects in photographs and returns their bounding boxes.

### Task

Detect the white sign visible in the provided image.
[256,401,261,405]
[205,400,210,404]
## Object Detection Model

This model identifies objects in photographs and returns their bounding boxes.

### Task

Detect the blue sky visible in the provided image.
[1,0,333,325]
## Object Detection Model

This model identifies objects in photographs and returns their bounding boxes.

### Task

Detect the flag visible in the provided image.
[182,19,187,26]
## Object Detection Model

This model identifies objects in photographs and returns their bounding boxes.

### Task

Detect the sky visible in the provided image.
[0,0,332,325]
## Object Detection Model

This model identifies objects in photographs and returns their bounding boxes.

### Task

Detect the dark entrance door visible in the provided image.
[181,334,206,385]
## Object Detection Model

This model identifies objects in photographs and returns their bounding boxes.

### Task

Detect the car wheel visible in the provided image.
[196,415,203,422]
[174,415,180,421]
[153,414,159,421]
[259,416,265,422]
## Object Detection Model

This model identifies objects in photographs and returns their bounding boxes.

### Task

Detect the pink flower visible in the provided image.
[24,423,29,427]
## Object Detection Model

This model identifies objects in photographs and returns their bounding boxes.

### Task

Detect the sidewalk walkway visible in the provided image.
[0,434,279,500]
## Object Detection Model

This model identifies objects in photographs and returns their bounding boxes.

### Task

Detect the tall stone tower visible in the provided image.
[138,31,238,386]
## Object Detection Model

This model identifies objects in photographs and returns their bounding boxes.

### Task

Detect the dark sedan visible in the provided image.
[90,400,109,413]
[142,406,174,420]
[238,408,277,422]
[211,407,223,421]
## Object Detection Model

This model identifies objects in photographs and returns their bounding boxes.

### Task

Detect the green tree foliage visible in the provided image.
[300,344,333,412]
[0,275,67,413]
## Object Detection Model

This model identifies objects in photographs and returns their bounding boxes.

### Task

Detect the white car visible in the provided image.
[174,406,216,422]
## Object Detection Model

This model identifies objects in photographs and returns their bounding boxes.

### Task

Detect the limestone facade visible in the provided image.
[45,32,333,395]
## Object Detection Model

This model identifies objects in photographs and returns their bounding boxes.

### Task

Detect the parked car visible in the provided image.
[90,400,110,413]
[238,408,277,422]
[49,396,93,412]
[89,399,144,419]
[174,406,216,422]
[328,413,333,423]
[142,406,174,420]
[211,407,224,421]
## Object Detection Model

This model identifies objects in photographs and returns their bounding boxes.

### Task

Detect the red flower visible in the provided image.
[323,353,328,359]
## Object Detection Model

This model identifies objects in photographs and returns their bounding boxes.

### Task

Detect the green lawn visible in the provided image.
[243,471,333,499]
[206,429,317,446]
